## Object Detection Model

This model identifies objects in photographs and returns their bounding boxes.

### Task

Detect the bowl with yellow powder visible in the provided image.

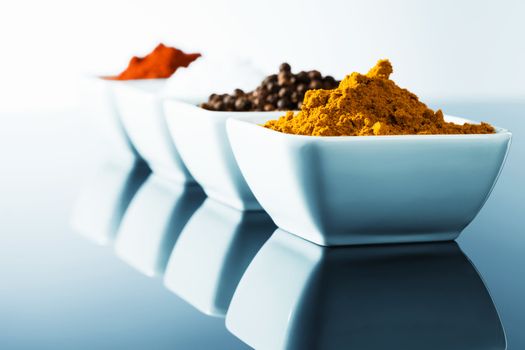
[226,60,511,246]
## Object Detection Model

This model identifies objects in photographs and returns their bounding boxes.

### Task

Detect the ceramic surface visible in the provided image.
[165,100,284,210]
[88,78,141,160]
[113,80,194,184]
[227,115,511,246]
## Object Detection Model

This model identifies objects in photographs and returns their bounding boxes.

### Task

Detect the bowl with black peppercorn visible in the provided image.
[164,63,339,211]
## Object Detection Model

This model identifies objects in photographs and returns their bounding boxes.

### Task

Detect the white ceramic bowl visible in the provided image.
[86,77,140,161]
[226,229,506,350]
[163,198,274,316]
[164,100,284,210]
[112,80,195,184]
[227,115,512,246]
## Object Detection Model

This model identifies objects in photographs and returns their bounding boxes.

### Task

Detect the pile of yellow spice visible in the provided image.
[264,60,495,136]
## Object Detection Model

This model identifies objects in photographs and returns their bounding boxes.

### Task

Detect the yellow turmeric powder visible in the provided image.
[264,60,495,136]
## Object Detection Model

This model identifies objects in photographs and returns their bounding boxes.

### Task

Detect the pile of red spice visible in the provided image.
[115,43,201,80]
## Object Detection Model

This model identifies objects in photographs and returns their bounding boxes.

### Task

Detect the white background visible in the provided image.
[0,0,524,113]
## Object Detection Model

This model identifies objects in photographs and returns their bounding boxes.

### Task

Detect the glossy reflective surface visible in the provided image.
[164,198,275,316]
[1,100,524,349]
[227,230,505,349]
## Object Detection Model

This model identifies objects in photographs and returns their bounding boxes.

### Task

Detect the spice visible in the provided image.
[115,43,201,80]
[264,60,495,136]
[200,63,339,111]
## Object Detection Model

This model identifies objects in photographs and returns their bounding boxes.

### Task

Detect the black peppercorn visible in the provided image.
[308,70,321,80]
[279,62,291,72]
[252,97,262,108]
[278,71,292,86]
[309,80,323,90]
[223,95,235,107]
[212,101,225,110]
[263,74,277,85]
[235,97,251,111]
[277,97,290,109]
[296,71,309,83]
[267,94,278,105]
[266,82,279,93]
[324,75,336,84]
[263,104,275,111]
[234,88,244,97]
[200,63,339,111]
[278,87,290,98]
[297,83,307,94]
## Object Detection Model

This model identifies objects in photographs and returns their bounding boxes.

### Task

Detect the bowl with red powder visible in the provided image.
[111,43,201,81]
[226,60,512,246]
[106,43,201,183]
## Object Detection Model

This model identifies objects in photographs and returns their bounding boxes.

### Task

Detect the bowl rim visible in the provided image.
[227,114,511,141]
[164,97,300,116]
[97,75,168,81]
[83,72,170,82]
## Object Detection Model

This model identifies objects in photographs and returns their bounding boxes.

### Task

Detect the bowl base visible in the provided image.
[281,228,461,247]
[204,189,263,212]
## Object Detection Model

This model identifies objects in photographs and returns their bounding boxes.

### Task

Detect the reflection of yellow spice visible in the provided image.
[264,60,495,136]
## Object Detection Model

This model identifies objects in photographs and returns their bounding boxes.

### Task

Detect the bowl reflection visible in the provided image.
[114,175,205,277]
[164,198,275,316]
[71,160,150,245]
[226,229,506,350]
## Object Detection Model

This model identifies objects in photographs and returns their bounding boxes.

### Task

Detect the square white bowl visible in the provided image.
[86,77,140,161]
[164,99,284,210]
[226,115,512,246]
[112,80,195,184]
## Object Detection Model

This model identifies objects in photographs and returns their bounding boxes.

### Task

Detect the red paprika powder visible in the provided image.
[115,43,201,80]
